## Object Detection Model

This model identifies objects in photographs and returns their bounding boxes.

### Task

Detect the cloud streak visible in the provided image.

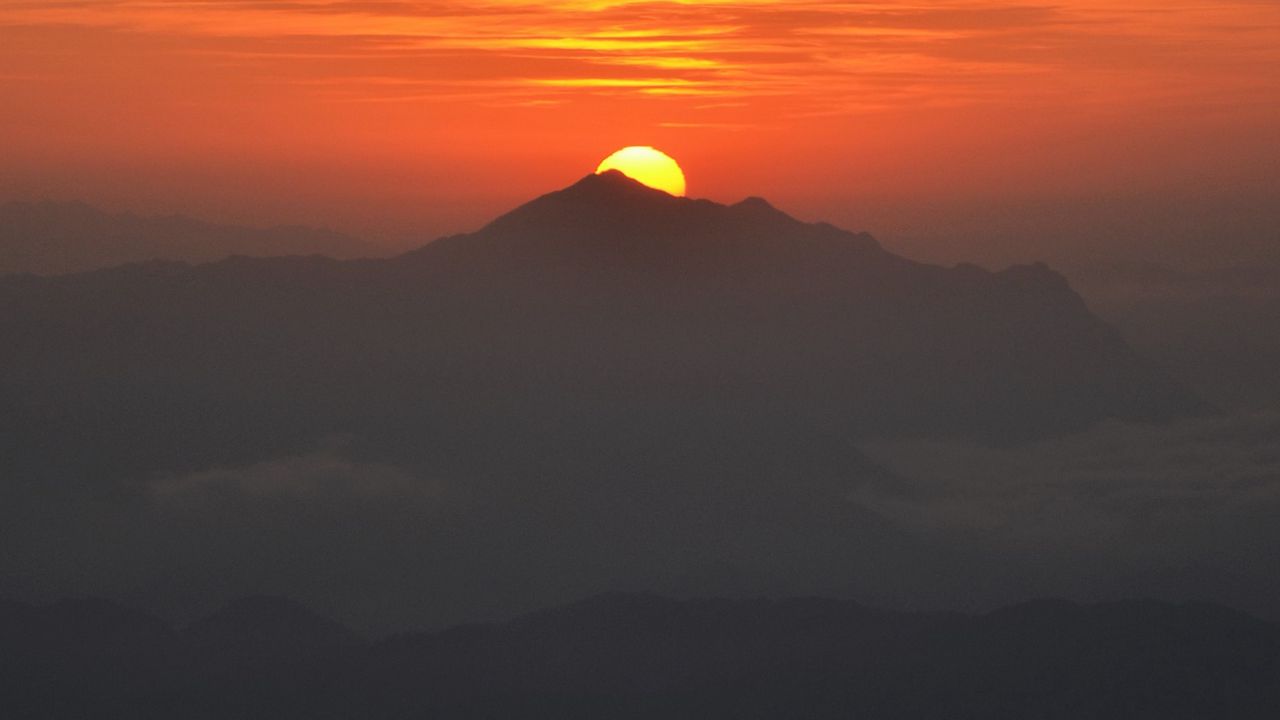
[857,412,1280,566]
[3,0,1278,112]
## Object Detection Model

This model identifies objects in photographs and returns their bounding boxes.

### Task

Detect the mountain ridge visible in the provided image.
[2,592,1277,718]
[0,199,374,275]
[0,173,1204,456]
[403,171,883,273]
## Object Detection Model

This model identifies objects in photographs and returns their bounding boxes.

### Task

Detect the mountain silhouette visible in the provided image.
[1,593,1277,718]
[0,200,372,275]
[403,171,1204,443]
[0,173,1204,491]
[407,170,881,271]
[0,173,1210,627]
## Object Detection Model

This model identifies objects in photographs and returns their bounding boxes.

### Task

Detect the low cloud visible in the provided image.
[856,412,1280,565]
[7,415,1280,630]
[150,450,442,507]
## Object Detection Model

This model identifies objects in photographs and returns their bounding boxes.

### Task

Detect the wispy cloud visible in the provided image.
[857,412,1280,565]
[4,0,1278,112]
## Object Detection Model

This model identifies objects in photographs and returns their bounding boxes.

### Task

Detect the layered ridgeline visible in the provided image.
[1,593,1277,718]
[0,173,1207,627]
[0,200,371,275]
[1,171,1200,449]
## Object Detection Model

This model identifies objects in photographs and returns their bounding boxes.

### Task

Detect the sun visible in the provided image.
[596,146,687,197]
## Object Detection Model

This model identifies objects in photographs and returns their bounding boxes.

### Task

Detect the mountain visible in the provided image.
[0,173,1205,494]
[1,593,1277,718]
[0,200,373,275]
[0,173,1208,627]
[396,171,1203,441]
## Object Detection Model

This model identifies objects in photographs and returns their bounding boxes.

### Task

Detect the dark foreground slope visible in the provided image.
[1,594,1277,719]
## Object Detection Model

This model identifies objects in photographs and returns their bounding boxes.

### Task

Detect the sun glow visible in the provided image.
[596,146,687,196]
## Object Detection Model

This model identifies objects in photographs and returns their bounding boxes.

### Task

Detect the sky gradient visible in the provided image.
[2,0,1278,264]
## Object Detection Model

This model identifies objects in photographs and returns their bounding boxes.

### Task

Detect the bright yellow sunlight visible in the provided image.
[596,146,687,196]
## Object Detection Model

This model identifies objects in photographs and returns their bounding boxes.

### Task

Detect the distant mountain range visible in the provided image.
[2,593,1277,718]
[0,200,373,275]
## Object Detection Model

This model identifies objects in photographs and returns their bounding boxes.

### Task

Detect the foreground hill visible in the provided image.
[1,593,1277,719]
[0,200,372,275]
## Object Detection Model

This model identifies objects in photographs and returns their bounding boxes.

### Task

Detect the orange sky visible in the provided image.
[2,1,1279,264]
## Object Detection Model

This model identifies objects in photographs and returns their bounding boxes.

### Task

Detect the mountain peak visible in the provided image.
[403,172,885,269]
[553,170,685,204]
[476,171,706,240]
[480,172,825,239]
[734,196,775,211]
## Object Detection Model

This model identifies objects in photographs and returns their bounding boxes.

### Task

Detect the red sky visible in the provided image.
[2,1,1278,265]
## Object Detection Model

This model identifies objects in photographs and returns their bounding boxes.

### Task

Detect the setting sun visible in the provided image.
[596,146,687,197]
